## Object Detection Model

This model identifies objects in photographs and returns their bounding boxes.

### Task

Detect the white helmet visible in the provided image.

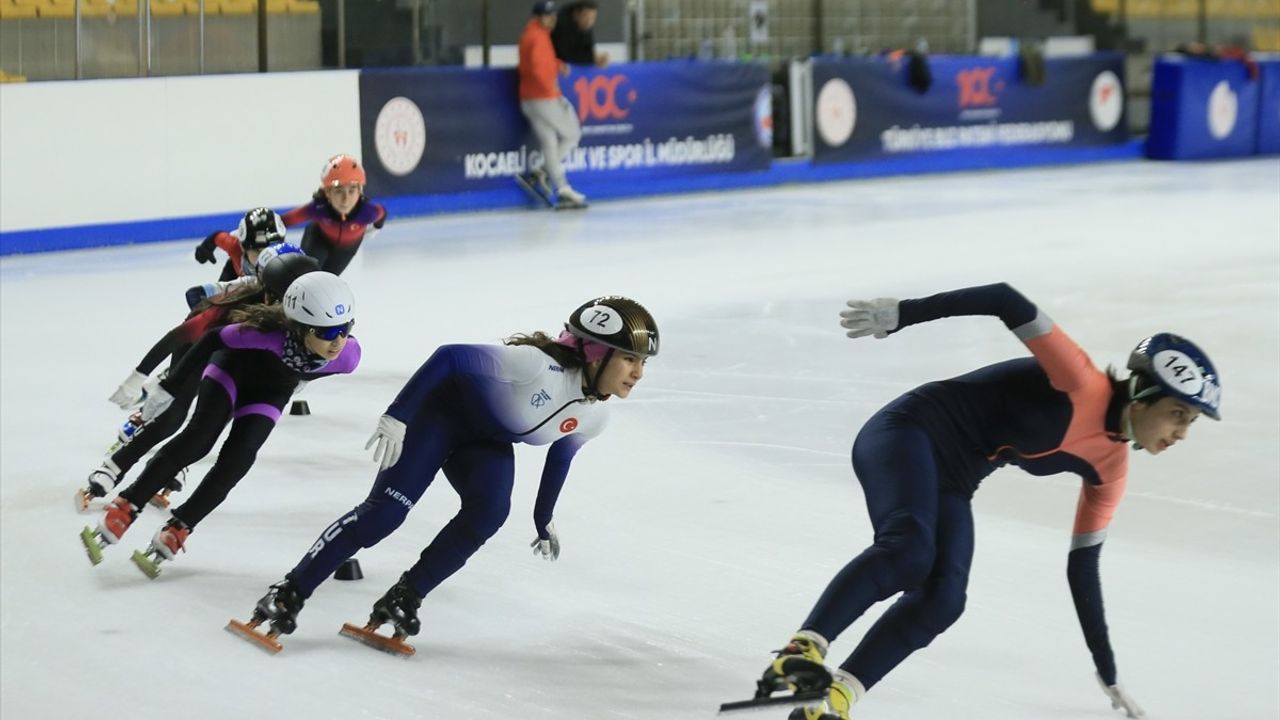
[283,272,354,328]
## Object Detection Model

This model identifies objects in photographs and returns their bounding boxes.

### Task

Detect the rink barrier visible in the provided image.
[1145,54,1266,160]
[808,53,1131,165]
[359,62,773,197]
[1258,57,1280,155]
[2,57,1143,256]
[1,139,1142,256]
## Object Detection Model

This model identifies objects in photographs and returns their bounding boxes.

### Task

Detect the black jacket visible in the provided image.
[551,5,597,65]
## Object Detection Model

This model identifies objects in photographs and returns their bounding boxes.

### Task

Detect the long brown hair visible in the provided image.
[504,331,584,369]
[229,303,292,332]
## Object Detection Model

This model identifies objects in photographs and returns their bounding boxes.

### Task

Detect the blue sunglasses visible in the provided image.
[308,320,354,341]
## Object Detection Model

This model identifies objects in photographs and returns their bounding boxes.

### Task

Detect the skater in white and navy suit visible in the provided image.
[242,295,659,644]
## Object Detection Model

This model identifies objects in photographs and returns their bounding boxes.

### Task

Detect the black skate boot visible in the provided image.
[339,572,422,656]
[226,578,306,654]
[256,579,306,635]
[369,572,422,637]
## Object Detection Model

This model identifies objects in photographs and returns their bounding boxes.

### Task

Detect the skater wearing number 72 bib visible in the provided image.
[228,296,658,655]
[737,283,1221,720]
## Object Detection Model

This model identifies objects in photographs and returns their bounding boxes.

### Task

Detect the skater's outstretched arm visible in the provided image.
[841,282,1095,391]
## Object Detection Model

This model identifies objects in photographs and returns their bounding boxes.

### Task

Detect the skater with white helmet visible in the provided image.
[743,283,1219,720]
[228,296,658,654]
[81,248,321,512]
[80,273,362,578]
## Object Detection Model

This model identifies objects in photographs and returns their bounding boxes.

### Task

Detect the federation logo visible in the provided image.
[559,418,578,433]
[574,74,635,123]
[1207,81,1238,140]
[815,78,856,148]
[1088,70,1124,132]
[374,96,427,176]
[753,85,774,148]
[957,66,1001,108]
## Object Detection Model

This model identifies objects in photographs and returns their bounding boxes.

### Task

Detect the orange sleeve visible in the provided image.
[1022,323,1097,393]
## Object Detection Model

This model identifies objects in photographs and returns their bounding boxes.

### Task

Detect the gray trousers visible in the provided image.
[520,96,581,191]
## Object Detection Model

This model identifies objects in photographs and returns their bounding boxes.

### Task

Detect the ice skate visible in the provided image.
[339,572,420,657]
[131,519,190,579]
[147,467,187,509]
[759,631,832,697]
[226,579,307,654]
[785,671,861,720]
[80,497,138,565]
[554,185,588,211]
[75,459,121,513]
[515,169,554,208]
[106,412,146,455]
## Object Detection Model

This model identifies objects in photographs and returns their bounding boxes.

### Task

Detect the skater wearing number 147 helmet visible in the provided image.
[743,283,1220,720]
[228,296,658,654]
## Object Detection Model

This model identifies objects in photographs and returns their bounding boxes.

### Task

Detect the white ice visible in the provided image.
[2,159,1278,720]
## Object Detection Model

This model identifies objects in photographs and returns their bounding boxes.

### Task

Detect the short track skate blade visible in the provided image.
[514,174,554,208]
[339,622,416,657]
[225,619,283,654]
[554,200,588,211]
[80,527,104,565]
[717,689,827,714]
[130,549,163,579]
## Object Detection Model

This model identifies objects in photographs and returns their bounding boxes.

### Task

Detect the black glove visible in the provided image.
[194,233,218,264]
[185,284,210,309]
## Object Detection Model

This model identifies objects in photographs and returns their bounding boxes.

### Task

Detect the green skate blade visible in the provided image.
[130,549,162,579]
[80,527,104,565]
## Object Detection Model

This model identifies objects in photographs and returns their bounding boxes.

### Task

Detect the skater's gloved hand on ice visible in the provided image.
[366,414,406,470]
[840,298,899,339]
[140,382,174,422]
[108,370,148,409]
[1097,673,1144,718]
[530,521,560,561]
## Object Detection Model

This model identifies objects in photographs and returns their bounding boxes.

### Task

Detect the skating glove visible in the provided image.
[530,521,560,561]
[1097,673,1144,718]
[140,382,175,423]
[108,370,148,409]
[194,234,218,264]
[366,414,406,470]
[839,298,899,339]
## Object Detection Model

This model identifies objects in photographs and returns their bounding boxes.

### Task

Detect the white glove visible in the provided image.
[839,298,900,339]
[108,370,148,409]
[1097,674,1145,718]
[365,414,406,470]
[530,521,560,561]
[139,383,175,423]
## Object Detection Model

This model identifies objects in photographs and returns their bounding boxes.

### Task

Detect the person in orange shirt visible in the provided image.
[517,1,587,209]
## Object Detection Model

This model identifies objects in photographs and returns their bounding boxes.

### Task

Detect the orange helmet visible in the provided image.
[321,154,366,188]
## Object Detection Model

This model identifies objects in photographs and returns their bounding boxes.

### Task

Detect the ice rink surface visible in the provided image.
[2,159,1278,720]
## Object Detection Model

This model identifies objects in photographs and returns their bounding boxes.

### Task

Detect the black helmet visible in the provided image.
[565,295,659,357]
[238,207,287,251]
[261,253,321,300]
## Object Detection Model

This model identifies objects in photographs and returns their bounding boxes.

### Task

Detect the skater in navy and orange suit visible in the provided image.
[756,283,1220,720]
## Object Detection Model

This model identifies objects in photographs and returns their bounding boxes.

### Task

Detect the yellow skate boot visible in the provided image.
[789,670,865,720]
[759,630,831,697]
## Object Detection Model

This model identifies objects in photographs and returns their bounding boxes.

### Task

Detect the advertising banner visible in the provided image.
[1257,58,1280,155]
[360,61,773,196]
[1146,56,1259,160]
[810,53,1129,164]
